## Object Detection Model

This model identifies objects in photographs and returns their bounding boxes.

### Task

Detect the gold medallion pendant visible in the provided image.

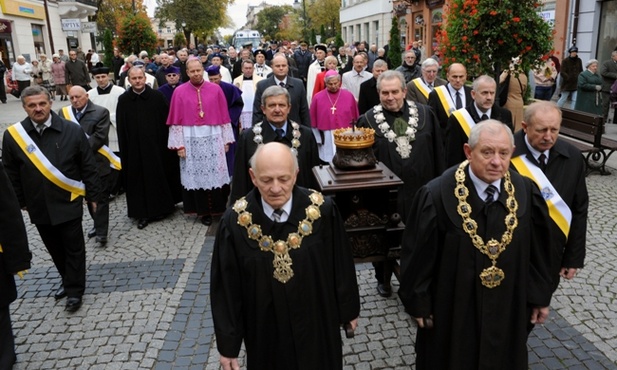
[454,161,518,288]
[233,190,324,283]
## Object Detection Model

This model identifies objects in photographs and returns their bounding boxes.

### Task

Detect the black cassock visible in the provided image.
[116,85,182,219]
[400,166,554,370]
[211,186,360,370]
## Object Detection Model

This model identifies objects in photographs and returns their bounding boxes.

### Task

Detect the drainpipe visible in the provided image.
[571,0,580,46]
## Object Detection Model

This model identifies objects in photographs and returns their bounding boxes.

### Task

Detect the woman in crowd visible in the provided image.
[574,59,603,115]
[499,56,528,131]
[51,54,68,101]
[38,54,54,99]
[12,55,32,95]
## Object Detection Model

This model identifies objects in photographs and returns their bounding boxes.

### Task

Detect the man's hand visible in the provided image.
[349,318,358,331]
[414,315,433,328]
[91,201,97,214]
[560,267,578,280]
[178,148,186,158]
[530,306,549,325]
[220,356,240,370]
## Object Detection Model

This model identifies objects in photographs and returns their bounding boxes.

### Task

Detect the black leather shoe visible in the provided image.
[54,285,67,300]
[87,228,96,239]
[377,283,392,298]
[137,219,149,229]
[201,215,213,226]
[66,297,82,312]
[96,236,108,245]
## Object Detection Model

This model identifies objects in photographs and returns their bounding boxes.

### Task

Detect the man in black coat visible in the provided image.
[252,54,310,127]
[357,59,388,115]
[293,42,313,85]
[0,59,6,103]
[231,85,320,205]
[428,63,472,131]
[0,163,31,368]
[59,86,115,246]
[2,86,102,313]
[445,75,513,167]
[511,101,588,293]
[65,50,91,90]
[111,48,125,85]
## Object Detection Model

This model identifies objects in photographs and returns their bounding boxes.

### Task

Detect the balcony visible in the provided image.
[57,0,98,19]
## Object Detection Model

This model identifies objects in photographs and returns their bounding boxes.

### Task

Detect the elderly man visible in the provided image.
[3,86,102,312]
[445,75,513,167]
[399,120,554,369]
[167,60,234,226]
[428,63,472,130]
[406,58,446,105]
[233,59,264,130]
[117,67,182,229]
[600,50,617,121]
[154,53,173,87]
[174,49,190,82]
[358,59,388,115]
[65,50,91,91]
[59,86,118,246]
[341,54,372,102]
[395,50,421,84]
[306,44,327,101]
[310,70,359,162]
[252,53,310,127]
[12,56,32,95]
[157,66,183,103]
[212,142,360,370]
[231,85,320,205]
[232,48,252,80]
[511,101,588,293]
[358,70,444,297]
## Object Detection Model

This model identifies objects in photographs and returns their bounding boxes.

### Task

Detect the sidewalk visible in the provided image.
[2,96,616,369]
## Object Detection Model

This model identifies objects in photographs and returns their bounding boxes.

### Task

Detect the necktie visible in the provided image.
[428,84,433,91]
[36,123,46,135]
[455,91,463,109]
[480,114,489,121]
[272,209,284,222]
[279,81,285,87]
[538,153,547,171]
[275,128,285,139]
[75,111,83,121]
[484,185,497,204]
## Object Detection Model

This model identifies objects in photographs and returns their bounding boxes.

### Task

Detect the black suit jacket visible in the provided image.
[444,104,513,167]
[2,112,102,225]
[428,84,473,130]
[252,76,311,127]
[357,77,379,115]
[511,130,588,291]
[58,100,112,177]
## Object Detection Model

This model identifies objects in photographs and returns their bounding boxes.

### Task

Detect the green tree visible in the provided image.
[102,29,114,67]
[335,33,344,48]
[388,16,403,68]
[256,6,294,41]
[438,0,554,78]
[174,32,186,48]
[117,13,158,55]
[307,0,340,39]
[93,0,144,34]
[310,29,317,45]
[278,12,304,42]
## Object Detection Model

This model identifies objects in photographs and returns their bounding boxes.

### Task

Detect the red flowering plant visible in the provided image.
[437,0,554,79]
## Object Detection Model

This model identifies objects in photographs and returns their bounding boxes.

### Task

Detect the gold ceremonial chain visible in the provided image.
[232,191,325,283]
[193,81,205,118]
[252,121,302,156]
[455,160,519,288]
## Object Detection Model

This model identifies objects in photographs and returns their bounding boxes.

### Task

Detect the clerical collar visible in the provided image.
[132,87,146,95]
[468,166,501,201]
[473,103,491,119]
[243,75,252,80]
[524,134,549,163]
[97,83,113,95]
[261,195,293,222]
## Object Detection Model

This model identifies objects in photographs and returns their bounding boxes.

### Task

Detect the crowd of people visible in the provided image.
[0,39,591,370]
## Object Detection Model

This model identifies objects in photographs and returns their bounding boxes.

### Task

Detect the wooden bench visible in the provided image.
[559,108,617,175]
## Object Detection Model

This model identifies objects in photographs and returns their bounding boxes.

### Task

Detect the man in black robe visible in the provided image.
[357,70,444,297]
[445,75,513,167]
[399,120,554,369]
[512,101,588,292]
[230,85,320,205]
[212,142,360,370]
[116,67,182,229]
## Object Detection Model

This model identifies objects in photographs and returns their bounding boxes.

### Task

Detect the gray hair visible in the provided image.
[249,142,299,173]
[585,59,599,69]
[20,85,51,105]
[524,100,561,126]
[421,58,439,70]
[468,120,514,148]
[373,59,388,69]
[261,85,290,106]
[377,70,406,91]
[324,56,337,65]
[472,75,496,92]
[127,66,145,78]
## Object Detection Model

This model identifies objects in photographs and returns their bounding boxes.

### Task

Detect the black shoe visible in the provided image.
[54,285,67,300]
[96,236,108,245]
[201,215,213,226]
[87,228,96,239]
[377,283,392,297]
[66,297,82,312]
[137,219,149,229]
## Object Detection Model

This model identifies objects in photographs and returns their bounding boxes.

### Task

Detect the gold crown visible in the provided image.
[333,127,375,149]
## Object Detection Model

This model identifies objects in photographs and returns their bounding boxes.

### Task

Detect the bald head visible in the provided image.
[68,85,89,110]
[249,142,298,209]
[447,63,467,90]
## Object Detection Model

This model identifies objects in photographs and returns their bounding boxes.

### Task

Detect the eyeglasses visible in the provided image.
[167,74,178,77]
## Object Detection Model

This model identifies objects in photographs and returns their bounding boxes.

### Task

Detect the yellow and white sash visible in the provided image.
[61,106,122,170]
[511,154,572,238]
[412,78,432,100]
[7,122,85,201]
[434,85,457,117]
[451,108,475,138]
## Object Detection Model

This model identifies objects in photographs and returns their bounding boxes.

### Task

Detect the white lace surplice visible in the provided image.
[168,124,235,190]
